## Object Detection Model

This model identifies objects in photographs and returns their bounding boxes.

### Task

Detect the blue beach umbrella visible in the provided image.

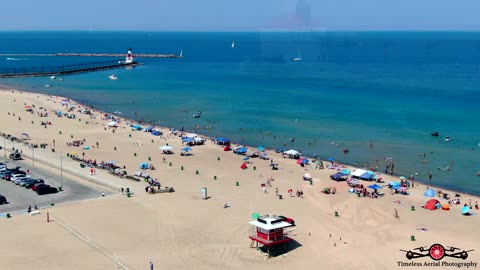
[328,157,335,162]
[237,147,248,154]
[258,146,265,151]
[182,137,194,142]
[140,162,149,169]
[181,147,192,151]
[368,184,383,190]
[462,205,471,215]
[243,157,250,161]
[342,169,351,175]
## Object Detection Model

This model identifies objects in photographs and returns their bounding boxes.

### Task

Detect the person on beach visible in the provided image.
[394,208,399,219]
[149,261,154,270]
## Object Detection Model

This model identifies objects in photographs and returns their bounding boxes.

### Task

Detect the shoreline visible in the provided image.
[1,86,478,198]
[0,86,479,270]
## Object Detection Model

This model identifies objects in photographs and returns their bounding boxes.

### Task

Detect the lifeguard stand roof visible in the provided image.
[249,215,291,230]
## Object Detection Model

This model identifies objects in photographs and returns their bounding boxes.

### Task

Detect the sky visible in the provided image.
[2,0,480,31]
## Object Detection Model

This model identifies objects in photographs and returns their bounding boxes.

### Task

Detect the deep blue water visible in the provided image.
[1,31,480,195]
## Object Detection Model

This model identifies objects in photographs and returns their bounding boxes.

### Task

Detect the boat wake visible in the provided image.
[6,57,28,61]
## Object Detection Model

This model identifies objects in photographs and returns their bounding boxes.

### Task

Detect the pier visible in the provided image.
[0,53,179,58]
[0,60,142,78]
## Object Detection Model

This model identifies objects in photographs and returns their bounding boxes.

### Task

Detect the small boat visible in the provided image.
[50,76,56,80]
[231,41,235,48]
[293,49,302,61]
[109,74,118,80]
[179,50,183,58]
[44,84,52,87]
[57,78,64,81]
[445,136,452,142]
[431,131,439,137]
[193,114,201,118]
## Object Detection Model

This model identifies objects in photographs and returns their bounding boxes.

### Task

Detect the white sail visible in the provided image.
[231,41,235,48]
[293,49,302,61]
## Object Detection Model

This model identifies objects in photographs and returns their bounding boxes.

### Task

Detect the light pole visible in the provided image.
[3,137,6,163]
[32,147,35,178]
[60,152,63,191]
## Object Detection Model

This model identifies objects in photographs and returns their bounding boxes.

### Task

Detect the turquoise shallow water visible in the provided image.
[1,31,480,195]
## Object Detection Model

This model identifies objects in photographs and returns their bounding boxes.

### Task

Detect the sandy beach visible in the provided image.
[0,88,479,270]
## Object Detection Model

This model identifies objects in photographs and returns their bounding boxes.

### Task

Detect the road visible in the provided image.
[0,158,112,214]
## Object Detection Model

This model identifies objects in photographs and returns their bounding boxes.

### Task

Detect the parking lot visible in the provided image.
[0,158,112,214]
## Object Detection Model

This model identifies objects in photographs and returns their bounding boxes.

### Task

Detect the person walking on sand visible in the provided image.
[149,261,154,270]
[394,208,399,219]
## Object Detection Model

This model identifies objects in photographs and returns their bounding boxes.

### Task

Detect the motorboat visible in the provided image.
[445,136,452,142]
[50,76,56,80]
[109,74,118,80]
[193,114,201,118]
[431,131,439,137]
[44,84,52,87]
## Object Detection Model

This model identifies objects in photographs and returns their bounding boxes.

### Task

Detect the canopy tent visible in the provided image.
[284,149,299,155]
[216,137,230,145]
[140,162,149,169]
[351,169,367,178]
[151,130,162,136]
[257,146,265,151]
[424,188,436,197]
[367,184,383,190]
[341,169,351,175]
[330,172,347,181]
[131,124,142,131]
[143,126,154,132]
[235,147,248,154]
[359,172,374,181]
[194,137,204,142]
[186,133,198,138]
[303,173,312,180]
[424,199,440,210]
[159,145,173,151]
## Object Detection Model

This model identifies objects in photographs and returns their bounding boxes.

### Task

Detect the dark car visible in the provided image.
[36,186,58,195]
[24,179,45,188]
[0,170,12,179]
[0,195,7,205]
[9,152,22,160]
[32,183,49,191]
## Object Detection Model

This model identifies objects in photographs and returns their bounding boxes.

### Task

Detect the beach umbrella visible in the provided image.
[257,146,265,151]
[327,157,335,161]
[367,184,383,190]
[159,145,173,151]
[243,157,250,161]
[399,176,407,180]
[462,205,471,215]
[140,162,149,169]
[236,147,248,154]
[240,163,247,169]
[342,169,351,175]
[181,147,192,152]
[297,158,305,164]
[182,137,193,142]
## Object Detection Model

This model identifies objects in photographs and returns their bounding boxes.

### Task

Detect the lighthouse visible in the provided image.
[125,48,134,64]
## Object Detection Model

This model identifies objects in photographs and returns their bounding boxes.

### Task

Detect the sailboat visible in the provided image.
[293,49,302,61]
[179,50,183,58]
[231,41,235,48]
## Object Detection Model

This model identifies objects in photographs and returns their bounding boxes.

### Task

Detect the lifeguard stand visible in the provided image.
[248,214,295,258]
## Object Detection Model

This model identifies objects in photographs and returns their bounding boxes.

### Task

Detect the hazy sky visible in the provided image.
[2,0,480,31]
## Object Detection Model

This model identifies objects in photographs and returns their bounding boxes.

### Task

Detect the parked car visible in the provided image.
[9,152,22,160]
[32,183,49,191]
[36,186,58,195]
[19,178,37,187]
[0,194,7,205]
[13,175,31,185]
[24,179,45,188]
[0,170,12,179]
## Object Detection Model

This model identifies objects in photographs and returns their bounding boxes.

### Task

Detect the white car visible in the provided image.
[12,175,30,184]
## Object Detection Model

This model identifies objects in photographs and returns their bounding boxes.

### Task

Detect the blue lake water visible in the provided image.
[1,31,480,194]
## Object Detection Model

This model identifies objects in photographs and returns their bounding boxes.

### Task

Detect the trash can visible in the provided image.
[252,213,260,219]
[201,188,207,200]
